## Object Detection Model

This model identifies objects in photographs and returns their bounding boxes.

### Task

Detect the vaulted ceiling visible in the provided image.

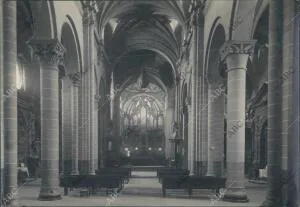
[96,0,193,92]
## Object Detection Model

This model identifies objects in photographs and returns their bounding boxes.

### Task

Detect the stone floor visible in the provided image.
[15,171,268,206]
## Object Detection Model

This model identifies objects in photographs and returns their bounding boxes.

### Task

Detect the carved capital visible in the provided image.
[69,72,81,87]
[219,40,257,62]
[82,10,95,25]
[28,39,66,67]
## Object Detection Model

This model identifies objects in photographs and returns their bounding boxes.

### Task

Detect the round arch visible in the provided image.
[112,44,178,81]
[205,20,226,85]
[60,19,81,75]
[98,1,186,37]
[30,0,57,39]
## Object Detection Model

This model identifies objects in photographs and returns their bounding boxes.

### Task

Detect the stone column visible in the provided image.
[207,83,225,177]
[0,0,4,202]
[165,87,176,160]
[260,0,283,206]
[196,77,203,175]
[113,96,121,136]
[78,71,89,174]
[88,8,97,174]
[29,39,66,200]
[164,108,173,159]
[199,82,208,175]
[84,71,90,173]
[79,5,92,174]
[190,2,202,175]
[219,40,256,202]
[62,77,72,175]
[70,73,80,175]
[3,1,18,205]
[284,0,299,206]
[196,12,204,176]
[88,70,95,175]
[187,105,194,173]
[93,95,99,170]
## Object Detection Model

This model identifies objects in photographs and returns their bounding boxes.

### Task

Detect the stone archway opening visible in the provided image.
[59,22,81,175]
[206,24,226,177]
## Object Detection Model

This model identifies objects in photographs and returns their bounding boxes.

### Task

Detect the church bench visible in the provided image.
[96,167,131,183]
[60,174,124,196]
[157,169,189,183]
[157,168,189,177]
[161,175,189,197]
[160,176,226,197]
[186,176,226,197]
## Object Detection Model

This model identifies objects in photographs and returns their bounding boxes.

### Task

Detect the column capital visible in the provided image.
[28,39,66,67]
[219,40,257,62]
[82,10,95,25]
[69,72,81,87]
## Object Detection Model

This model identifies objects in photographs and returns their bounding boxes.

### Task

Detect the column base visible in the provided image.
[38,190,62,201]
[222,189,249,203]
[259,199,283,207]
[259,192,283,207]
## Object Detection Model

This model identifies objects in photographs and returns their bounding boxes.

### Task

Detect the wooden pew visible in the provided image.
[157,168,189,177]
[160,175,226,198]
[187,176,226,197]
[60,174,124,196]
[161,175,189,197]
[157,169,189,183]
[96,167,131,183]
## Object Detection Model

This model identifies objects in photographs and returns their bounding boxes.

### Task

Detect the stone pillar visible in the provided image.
[260,1,283,206]
[164,108,174,160]
[207,83,225,177]
[79,5,93,174]
[165,87,176,160]
[88,70,95,175]
[93,95,99,171]
[3,1,18,205]
[199,82,208,175]
[29,39,66,200]
[0,0,4,202]
[190,2,202,175]
[88,8,96,174]
[284,0,299,206]
[187,105,194,173]
[70,73,80,175]
[219,40,256,202]
[62,78,72,175]
[196,12,204,176]
[78,71,89,174]
[113,96,121,136]
[196,77,203,175]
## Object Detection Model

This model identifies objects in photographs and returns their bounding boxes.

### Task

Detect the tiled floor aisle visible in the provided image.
[16,171,268,206]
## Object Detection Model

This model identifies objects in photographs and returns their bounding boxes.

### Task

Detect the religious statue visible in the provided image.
[171,121,182,168]
[171,121,180,139]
